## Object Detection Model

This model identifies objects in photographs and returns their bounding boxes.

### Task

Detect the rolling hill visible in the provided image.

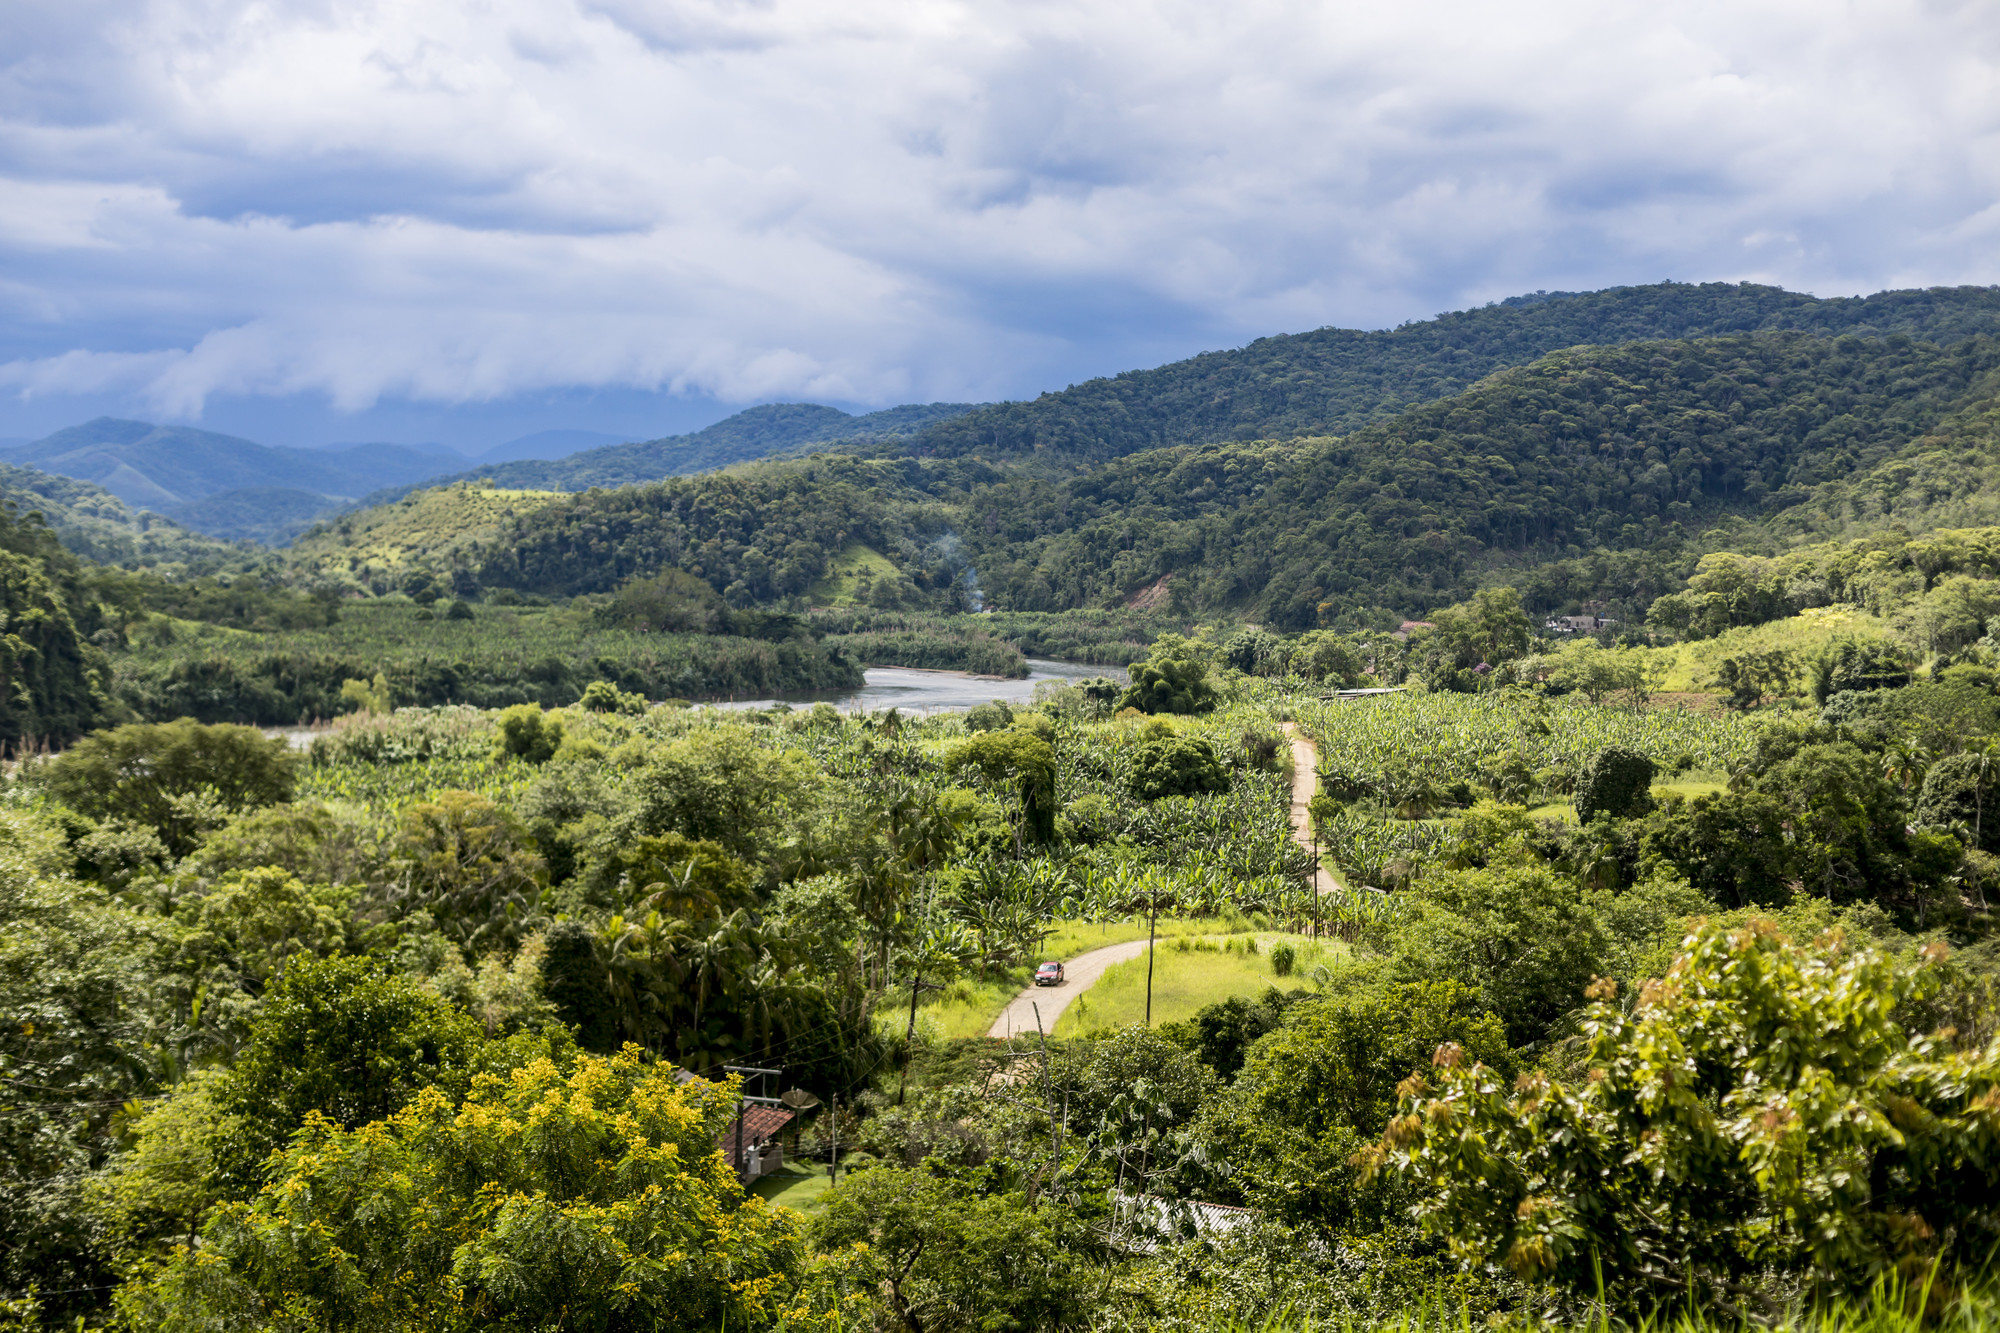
[899,281,2000,465]
[1,419,470,542]
[951,330,2000,625]
[0,461,238,567]
[463,401,981,491]
[448,327,2000,626]
[287,481,568,591]
[288,281,2000,631]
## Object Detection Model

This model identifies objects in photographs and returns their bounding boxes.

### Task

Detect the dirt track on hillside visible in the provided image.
[986,939,1152,1038]
[1283,722,1344,894]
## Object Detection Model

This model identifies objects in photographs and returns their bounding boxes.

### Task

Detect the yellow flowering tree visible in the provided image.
[119,1049,806,1332]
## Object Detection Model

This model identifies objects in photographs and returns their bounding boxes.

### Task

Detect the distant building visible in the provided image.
[719,1103,795,1184]
[1111,1193,1256,1252]
[1545,614,1618,634]
[1392,619,1434,640]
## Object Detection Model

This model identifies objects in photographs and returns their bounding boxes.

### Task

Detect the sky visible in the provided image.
[2,0,1998,451]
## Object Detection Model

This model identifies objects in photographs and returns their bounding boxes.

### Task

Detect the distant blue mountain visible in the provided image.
[8,402,989,542]
[0,418,480,542]
[468,401,982,491]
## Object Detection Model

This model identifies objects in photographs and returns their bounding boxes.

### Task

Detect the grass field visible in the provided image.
[805,541,901,606]
[751,1160,834,1215]
[1526,778,1731,823]
[288,481,565,583]
[1053,932,1347,1036]
[1643,604,1904,691]
[916,917,1273,1039]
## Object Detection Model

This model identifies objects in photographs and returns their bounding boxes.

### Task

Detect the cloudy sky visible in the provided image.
[2,0,1998,449]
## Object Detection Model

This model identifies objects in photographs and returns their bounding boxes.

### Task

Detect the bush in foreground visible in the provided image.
[1367,919,2000,1315]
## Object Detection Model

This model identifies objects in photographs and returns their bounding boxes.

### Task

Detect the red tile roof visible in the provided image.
[719,1104,794,1149]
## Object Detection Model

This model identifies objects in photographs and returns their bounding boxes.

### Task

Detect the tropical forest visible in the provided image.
[11,281,2000,1333]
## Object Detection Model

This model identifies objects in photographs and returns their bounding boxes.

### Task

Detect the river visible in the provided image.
[268,658,1127,747]
[713,658,1126,715]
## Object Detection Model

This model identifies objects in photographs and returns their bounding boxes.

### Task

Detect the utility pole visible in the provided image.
[829,1093,840,1185]
[1312,829,1323,940]
[895,971,945,1106]
[1032,1003,1059,1159]
[1145,898,1157,1027]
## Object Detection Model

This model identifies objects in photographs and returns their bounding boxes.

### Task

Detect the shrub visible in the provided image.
[211,954,484,1193]
[127,1050,797,1332]
[1222,627,1287,676]
[387,791,546,950]
[578,679,645,714]
[964,700,1013,732]
[540,919,618,1051]
[1367,922,2000,1311]
[1119,643,1217,715]
[1914,751,2000,851]
[1238,726,1286,771]
[34,719,296,857]
[1061,792,1119,845]
[1573,745,1655,823]
[1269,941,1296,976]
[1127,735,1230,800]
[495,703,563,763]
[338,673,393,716]
[950,729,1057,844]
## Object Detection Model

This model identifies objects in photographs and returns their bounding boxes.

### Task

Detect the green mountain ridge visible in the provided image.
[441,324,2000,628]
[459,400,982,491]
[0,462,238,568]
[896,280,2000,466]
[953,330,2000,624]
[4,418,472,542]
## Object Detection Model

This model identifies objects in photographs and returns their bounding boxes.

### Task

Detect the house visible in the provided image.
[1392,620,1434,640]
[719,1103,795,1184]
[1545,614,1617,634]
[1110,1193,1256,1252]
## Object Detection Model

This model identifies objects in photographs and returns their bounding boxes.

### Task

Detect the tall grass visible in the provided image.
[1192,1271,1993,1333]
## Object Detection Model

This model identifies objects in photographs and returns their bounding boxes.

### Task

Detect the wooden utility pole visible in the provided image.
[1145,900,1158,1027]
[895,972,944,1106]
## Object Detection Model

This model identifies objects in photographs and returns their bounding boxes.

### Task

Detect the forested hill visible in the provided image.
[958,331,2000,624]
[905,282,2000,465]
[0,463,237,568]
[440,329,2000,625]
[465,400,980,492]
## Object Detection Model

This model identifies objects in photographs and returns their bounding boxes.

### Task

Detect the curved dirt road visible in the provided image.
[1283,722,1344,894]
[985,724,1338,1039]
[986,939,1152,1039]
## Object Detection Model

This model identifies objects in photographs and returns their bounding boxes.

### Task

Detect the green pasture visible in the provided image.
[1527,778,1731,823]
[916,916,1275,1039]
[1642,604,1903,692]
[1053,932,1346,1037]
[752,1160,835,1215]
[805,541,901,606]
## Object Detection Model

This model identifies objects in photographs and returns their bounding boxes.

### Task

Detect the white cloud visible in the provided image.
[0,0,1997,419]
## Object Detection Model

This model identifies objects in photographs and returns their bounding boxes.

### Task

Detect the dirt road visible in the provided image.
[986,939,1152,1039]
[985,724,1340,1041]
[1283,722,1344,894]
